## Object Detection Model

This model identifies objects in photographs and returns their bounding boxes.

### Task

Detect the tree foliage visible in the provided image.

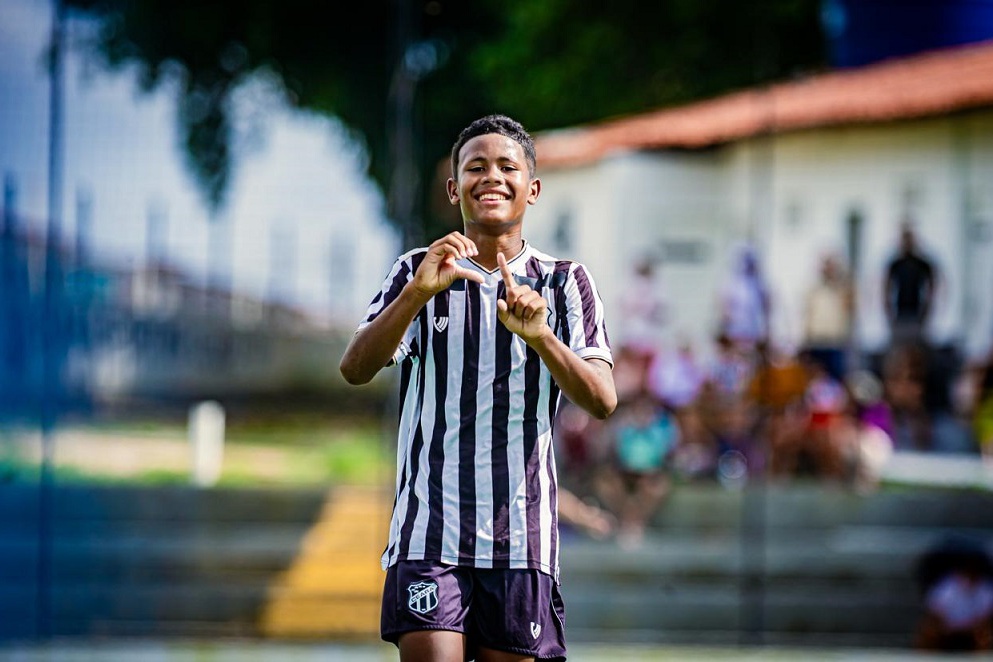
[64,0,826,239]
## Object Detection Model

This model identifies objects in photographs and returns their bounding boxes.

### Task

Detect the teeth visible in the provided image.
[480,194,505,201]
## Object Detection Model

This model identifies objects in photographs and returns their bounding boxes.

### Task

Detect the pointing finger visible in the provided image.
[497,252,516,289]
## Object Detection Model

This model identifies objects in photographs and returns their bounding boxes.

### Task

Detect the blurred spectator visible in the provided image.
[593,393,678,547]
[746,342,812,480]
[705,331,756,403]
[802,352,852,479]
[883,221,939,350]
[618,255,669,392]
[670,400,722,482]
[718,241,771,356]
[768,351,850,480]
[803,252,854,381]
[915,534,993,652]
[884,344,976,454]
[554,399,609,499]
[694,332,764,484]
[846,370,895,491]
[612,345,653,405]
[713,397,765,486]
[972,358,993,464]
[849,369,894,438]
[647,337,706,413]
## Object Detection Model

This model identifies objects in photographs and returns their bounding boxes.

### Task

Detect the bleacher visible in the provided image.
[561,478,993,649]
[0,465,990,649]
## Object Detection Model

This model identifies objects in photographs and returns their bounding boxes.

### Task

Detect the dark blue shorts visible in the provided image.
[381,559,567,661]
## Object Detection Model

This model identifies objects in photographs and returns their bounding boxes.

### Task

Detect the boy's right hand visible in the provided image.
[412,231,484,297]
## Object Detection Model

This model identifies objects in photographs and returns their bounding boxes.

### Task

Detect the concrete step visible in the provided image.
[0,481,990,647]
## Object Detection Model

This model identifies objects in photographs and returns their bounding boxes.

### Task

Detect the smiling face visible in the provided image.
[447,133,540,237]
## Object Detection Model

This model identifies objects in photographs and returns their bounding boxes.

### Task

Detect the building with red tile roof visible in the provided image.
[520,40,993,360]
[535,40,993,169]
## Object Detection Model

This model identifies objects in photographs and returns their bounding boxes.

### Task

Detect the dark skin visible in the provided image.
[340,132,617,661]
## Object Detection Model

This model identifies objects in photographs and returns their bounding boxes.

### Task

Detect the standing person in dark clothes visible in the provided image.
[883,221,939,349]
[339,114,616,662]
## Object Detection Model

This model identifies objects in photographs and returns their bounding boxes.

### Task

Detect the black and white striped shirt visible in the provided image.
[358,242,612,581]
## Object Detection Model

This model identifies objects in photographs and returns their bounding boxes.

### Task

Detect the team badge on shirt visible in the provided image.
[407,580,439,614]
[433,316,449,333]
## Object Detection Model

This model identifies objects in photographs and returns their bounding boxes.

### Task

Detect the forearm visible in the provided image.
[527,332,616,419]
[339,282,431,385]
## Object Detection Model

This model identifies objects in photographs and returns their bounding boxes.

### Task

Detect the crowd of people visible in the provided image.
[555,222,991,548]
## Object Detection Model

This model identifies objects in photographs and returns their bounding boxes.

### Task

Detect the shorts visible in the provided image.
[381,559,567,661]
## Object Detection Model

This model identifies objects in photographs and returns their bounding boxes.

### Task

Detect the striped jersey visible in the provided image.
[357,241,612,581]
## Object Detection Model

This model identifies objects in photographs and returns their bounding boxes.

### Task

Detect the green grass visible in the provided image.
[0,414,396,488]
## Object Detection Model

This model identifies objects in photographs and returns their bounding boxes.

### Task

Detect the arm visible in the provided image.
[338,281,430,385]
[496,253,617,419]
[339,232,484,385]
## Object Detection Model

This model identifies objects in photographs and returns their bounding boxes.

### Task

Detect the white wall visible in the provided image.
[532,109,993,363]
[528,151,728,355]
[762,114,993,359]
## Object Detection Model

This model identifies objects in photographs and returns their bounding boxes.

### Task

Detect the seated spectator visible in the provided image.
[796,352,852,480]
[713,395,765,484]
[706,331,756,403]
[647,337,706,413]
[915,534,993,652]
[746,342,812,480]
[970,357,993,463]
[846,370,895,492]
[884,344,977,454]
[554,399,609,499]
[670,399,722,482]
[593,393,678,548]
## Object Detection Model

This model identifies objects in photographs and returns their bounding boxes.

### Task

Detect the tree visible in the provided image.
[64,0,826,241]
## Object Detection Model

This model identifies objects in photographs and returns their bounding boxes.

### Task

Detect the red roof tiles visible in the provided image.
[535,40,993,169]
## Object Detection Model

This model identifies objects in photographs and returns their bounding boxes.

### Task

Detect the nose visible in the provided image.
[481,164,503,183]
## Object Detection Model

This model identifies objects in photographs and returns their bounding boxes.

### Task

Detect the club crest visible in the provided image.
[407,580,439,614]
[433,316,449,333]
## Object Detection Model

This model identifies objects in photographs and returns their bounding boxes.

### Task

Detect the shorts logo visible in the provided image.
[407,580,439,614]
[433,317,449,333]
[530,621,541,639]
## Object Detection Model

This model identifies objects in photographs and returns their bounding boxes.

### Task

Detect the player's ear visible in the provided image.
[527,178,541,205]
[447,178,459,205]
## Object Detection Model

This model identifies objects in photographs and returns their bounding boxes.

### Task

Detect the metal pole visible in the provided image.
[38,0,66,640]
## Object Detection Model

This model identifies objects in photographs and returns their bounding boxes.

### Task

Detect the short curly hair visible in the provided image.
[450,114,537,180]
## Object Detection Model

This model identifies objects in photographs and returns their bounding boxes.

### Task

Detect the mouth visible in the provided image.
[477,191,509,203]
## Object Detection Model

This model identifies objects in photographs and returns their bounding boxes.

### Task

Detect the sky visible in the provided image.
[0,0,400,325]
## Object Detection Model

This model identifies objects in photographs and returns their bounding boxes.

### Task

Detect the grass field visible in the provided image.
[0,412,395,487]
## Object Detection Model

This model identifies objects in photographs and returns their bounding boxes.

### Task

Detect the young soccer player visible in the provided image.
[339,114,617,661]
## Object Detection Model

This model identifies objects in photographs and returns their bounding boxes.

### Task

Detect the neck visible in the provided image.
[468,232,524,270]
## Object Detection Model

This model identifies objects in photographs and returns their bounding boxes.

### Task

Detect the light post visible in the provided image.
[38,0,66,640]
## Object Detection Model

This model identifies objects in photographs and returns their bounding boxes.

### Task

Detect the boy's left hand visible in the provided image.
[496,252,549,343]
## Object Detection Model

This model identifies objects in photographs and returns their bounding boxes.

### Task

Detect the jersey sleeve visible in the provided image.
[355,255,420,367]
[562,263,613,366]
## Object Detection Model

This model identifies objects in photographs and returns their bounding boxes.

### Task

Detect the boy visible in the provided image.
[339,114,616,661]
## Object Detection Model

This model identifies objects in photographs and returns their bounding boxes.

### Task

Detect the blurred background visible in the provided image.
[2,0,993,658]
